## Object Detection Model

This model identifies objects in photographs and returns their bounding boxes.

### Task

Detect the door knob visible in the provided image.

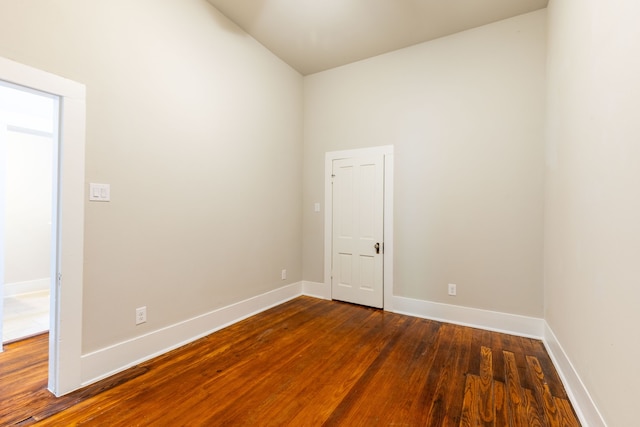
[374,242,380,254]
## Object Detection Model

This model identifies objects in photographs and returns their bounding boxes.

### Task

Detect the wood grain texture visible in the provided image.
[478,346,495,425]
[0,296,581,426]
[505,350,527,426]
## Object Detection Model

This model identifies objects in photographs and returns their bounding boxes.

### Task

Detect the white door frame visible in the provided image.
[0,124,5,347]
[0,56,86,396]
[324,145,394,311]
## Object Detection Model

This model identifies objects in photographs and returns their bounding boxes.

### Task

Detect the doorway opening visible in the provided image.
[1,80,59,345]
[0,55,86,396]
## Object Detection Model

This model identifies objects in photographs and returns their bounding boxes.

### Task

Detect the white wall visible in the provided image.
[0,0,303,354]
[545,1,640,425]
[4,131,52,286]
[304,10,547,317]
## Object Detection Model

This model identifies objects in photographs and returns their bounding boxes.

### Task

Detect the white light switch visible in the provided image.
[314,202,320,212]
[89,183,111,202]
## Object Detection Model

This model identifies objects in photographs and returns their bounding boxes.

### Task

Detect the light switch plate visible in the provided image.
[89,183,111,201]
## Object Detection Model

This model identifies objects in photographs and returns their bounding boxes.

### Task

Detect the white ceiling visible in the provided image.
[207,0,548,75]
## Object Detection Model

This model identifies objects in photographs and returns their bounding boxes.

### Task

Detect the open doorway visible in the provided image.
[1,81,58,345]
[0,55,86,396]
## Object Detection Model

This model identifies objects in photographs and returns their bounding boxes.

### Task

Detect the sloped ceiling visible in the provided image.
[207,0,548,75]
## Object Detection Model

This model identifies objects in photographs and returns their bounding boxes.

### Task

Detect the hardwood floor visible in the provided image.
[0,296,580,426]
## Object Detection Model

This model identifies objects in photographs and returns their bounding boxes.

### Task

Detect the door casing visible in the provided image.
[324,145,394,311]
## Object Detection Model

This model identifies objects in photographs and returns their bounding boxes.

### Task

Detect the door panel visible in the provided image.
[331,155,384,308]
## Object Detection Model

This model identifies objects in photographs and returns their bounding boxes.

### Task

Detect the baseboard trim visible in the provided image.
[4,278,50,297]
[392,296,544,339]
[302,281,330,300]
[543,323,607,427]
[80,282,303,387]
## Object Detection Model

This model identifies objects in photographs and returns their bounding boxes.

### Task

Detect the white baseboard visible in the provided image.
[4,278,50,297]
[80,282,303,387]
[543,323,607,427]
[302,281,331,300]
[392,296,544,339]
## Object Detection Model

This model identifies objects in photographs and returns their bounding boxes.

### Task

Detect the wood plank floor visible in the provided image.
[0,296,580,426]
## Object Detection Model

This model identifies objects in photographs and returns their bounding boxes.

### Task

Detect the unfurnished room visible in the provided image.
[1,1,638,426]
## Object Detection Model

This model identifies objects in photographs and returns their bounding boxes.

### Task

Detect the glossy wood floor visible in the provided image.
[0,296,580,426]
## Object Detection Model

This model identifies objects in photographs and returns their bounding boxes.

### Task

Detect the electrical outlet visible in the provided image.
[136,306,147,325]
[281,269,287,280]
[448,284,457,296]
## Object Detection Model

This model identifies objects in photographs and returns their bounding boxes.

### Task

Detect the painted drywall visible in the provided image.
[4,131,52,285]
[304,10,546,317]
[0,0,303,354]
[545,0,640,425]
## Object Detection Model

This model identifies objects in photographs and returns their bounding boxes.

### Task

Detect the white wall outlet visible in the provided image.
[448,283,457,296]
[281,269,287,280]
[136,306,147,325]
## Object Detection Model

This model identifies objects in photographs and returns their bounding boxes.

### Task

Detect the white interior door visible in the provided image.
[331,155,384,308]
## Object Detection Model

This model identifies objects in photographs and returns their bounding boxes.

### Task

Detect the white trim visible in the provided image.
[324,145,394,310]
[0,56,86,396]
[383,153,394,312]
[392,296,544,339]
[53,85,86,395]
[543,323,607,427]
[80,283,303,387]
[0,125,5,351]
[3,278,50,296]
[302,280,330,300]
